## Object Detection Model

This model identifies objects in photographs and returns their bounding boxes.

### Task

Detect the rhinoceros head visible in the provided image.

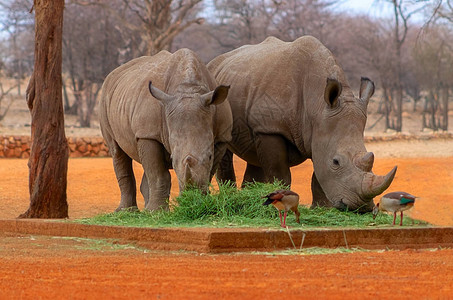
[149,81,230,193]
[310,77,397,212]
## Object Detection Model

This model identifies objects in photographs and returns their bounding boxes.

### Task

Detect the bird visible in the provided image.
[372,191,417,226]
[262,190,300,227]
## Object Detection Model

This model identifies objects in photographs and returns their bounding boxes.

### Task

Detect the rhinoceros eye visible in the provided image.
[333,158,340,168]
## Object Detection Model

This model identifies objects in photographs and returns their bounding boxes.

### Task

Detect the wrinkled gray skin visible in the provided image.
[208,36,397,212]
[100,49,232,211]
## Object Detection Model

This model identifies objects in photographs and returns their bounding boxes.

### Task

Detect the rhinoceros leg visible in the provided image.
[216,149,236,185]
[140,174,149,207]
[255,133,291,186]
[137,139,171,211]
[241,164,265,187]
[111,143,137,212]
[310,172,334,208]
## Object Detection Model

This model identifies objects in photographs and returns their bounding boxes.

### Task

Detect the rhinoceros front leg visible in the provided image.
[255,133,291,186]
[140,173,149,207]
[111,142,137,212]
[216,148,236,185]
[241,164,266,187]
[137,139,171,211]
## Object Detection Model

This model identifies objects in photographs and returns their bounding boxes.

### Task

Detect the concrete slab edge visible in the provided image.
[0,219,452,253]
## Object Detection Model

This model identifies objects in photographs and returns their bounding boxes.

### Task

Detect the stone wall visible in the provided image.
[0,133,452,158]
[0,136,109,158]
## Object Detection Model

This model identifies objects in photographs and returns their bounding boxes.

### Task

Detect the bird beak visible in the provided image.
[262,198,274,206]
[372,206,378,219]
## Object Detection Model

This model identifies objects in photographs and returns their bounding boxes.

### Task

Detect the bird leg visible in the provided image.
[392,212,396,226]
[282,211,288,228]
[400,211,403,226]
[279,211,283,227]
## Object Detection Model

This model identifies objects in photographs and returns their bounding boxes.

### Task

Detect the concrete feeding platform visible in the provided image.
[0,219,452,253]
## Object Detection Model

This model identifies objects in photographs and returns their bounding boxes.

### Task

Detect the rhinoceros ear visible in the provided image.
[324,78,342,108]
[148,81,175,104]
[359,77,375,104]
[201,85,230,106]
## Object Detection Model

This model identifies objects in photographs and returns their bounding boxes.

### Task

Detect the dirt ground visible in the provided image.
[1,138,453,298]
[0,234,452,299]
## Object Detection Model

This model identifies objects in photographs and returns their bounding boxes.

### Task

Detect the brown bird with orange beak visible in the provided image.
[263,190,300,227]
[373,191,416,226]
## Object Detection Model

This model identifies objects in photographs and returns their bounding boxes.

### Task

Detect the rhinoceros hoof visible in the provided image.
[144,204,169,212]
[115,206,139,213]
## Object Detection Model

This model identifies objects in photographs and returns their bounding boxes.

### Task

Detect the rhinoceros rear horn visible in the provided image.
[354,152,375,172]
[361,166,397,198]
[148,81,175,103]
[201,85,230,106]
[359,77,375,104]
[324,78,342,108]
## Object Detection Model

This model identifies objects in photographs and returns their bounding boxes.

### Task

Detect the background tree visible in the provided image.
[62,2,123,126]
[415,25,453,131]
[0,0,34,95]
[72,0,205,57]
[0,70,17,122]
[0,0,450,133]
[19,0,69,218]
[208,0,335,54]
[386,0,416,132]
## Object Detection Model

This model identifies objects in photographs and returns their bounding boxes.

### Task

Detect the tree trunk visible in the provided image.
[382,86,392,130]
[395,86,403,132]
[441,86,449,131]
[422,96,428,129]
[62,77,71,113]
[19,0,69,219]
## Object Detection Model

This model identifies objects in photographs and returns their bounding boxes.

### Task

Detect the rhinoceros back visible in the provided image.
[207,35,351,159]
[100,53,170,161]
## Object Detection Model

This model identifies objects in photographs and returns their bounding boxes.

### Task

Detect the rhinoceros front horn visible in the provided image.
[361,166,397,198]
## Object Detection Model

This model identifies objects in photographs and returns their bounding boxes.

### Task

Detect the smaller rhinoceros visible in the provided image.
[99,49,232,211]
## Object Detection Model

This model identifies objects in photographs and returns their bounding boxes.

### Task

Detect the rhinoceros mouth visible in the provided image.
[334,196,375,213]
[334,199,348,211]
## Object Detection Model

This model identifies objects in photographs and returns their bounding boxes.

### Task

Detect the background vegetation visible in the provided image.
[0,0,452,132]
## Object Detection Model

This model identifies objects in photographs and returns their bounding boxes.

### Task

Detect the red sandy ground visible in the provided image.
[1,155,453,298]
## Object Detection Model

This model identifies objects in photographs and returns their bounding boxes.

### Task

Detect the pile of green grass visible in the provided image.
[75,181,427,228]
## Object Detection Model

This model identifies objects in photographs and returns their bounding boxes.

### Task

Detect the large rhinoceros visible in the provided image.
[207,36,397,212]
[100,48,232,211]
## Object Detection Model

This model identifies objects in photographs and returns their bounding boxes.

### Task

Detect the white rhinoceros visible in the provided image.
[207,36,397,212]
[100,49,232,211]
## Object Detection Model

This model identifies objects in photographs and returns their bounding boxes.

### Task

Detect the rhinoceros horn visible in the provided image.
[361,166,398,198]
[354,152,375,172]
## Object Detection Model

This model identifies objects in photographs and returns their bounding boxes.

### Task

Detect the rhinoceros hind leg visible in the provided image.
[137,139,171,211]
[111,143,137,212]
[255,133,291,186]
[310,172,332,208]
[241,163,265,188]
